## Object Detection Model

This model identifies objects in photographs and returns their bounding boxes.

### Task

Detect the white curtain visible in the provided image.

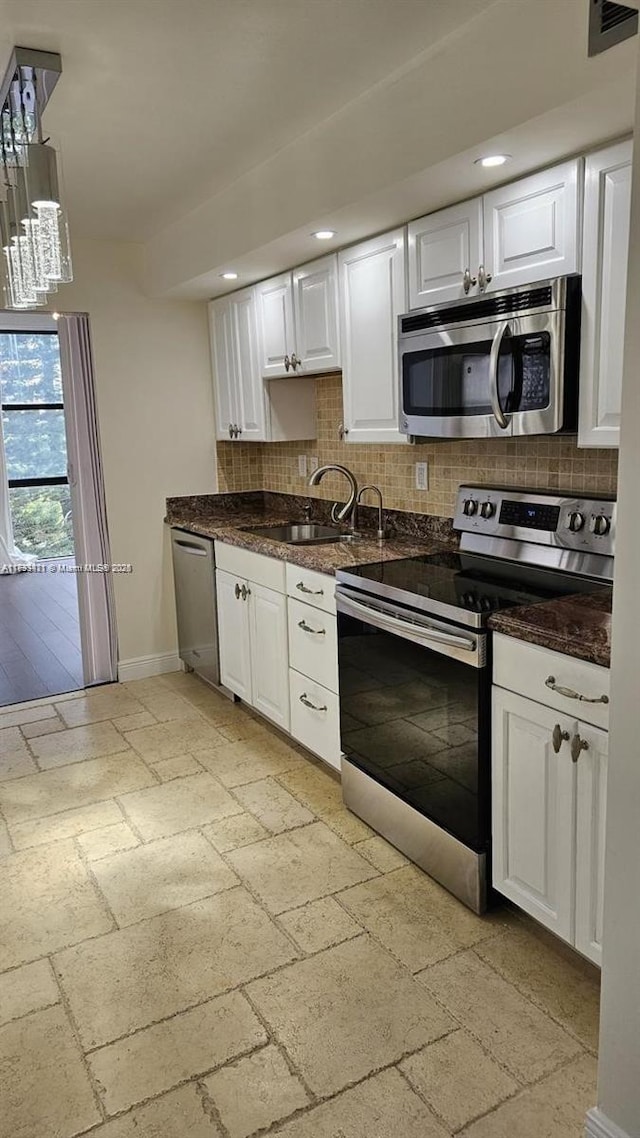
[0,355,36,571]
[57,314,118,686]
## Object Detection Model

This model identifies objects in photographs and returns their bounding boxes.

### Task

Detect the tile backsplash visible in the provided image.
[216,375,618,517]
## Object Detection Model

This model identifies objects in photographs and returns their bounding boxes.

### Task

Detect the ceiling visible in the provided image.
[0,0,636,300]
[0,0,492,240]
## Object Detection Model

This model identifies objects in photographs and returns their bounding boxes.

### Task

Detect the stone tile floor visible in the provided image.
[0,671,601,1138]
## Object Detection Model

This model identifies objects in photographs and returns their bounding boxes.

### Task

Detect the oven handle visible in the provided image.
[489,320,511,431]
[337,590,480,658]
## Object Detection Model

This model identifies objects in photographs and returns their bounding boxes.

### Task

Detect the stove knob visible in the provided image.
[566,511,584,533]
[480,501,495,519]
[462,591,477,607]
[462,498,477,517]
[589,514,611,537]
[479,596,493,612]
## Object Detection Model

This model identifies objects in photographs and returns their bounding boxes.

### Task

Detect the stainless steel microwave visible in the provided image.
[398,276,581,439]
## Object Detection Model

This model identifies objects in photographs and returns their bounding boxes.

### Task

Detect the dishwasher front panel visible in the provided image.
[170,528,221,687]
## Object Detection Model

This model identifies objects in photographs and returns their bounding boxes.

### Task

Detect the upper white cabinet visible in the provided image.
[408,159,582,308]
[209,290,316,443]
[339,229,407,444]
[579,139,632,449]
[209,288,266,442]
[256,254,340,378]
[408,199,483,308]
[482,158,582,291]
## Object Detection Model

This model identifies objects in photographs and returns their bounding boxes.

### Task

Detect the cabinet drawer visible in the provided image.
[286,563,335,614]
[288,598,338,693]
[215,541,285,592]
[289,669,341,771]
[493,634,609,730]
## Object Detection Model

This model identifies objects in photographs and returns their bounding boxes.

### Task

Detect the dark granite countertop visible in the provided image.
[165,490,456,574]
[489,589,613,669]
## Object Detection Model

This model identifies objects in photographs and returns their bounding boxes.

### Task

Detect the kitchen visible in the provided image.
[0,2,639,1137]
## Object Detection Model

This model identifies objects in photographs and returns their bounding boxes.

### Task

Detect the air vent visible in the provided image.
[588,0,638,56]
[400,286,554,334]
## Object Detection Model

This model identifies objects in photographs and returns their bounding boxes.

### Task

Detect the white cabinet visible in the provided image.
[408,159,582,308]
[408,199,483,308]
[575,723,608,966]
[579,139,632,448]
[209,290,317,442]
[210,289,266,442]
[215,565,289,732]
[256,255,340,377]
[216,569,253,702]
[293,255,340,373]
[340,230,407,443]
[492,687,576,942]
[492,634,609,966]
[289,669,341,772]
[250,583,290,731]
[482,159,582,292]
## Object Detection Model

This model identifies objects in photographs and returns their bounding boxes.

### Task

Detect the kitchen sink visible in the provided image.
[241,523,356,545]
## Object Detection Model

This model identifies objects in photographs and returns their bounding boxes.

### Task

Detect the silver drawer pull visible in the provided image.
[545,676,609,705]
[299,693,327,712]
[298,619,325,636]
[296,581,323,596]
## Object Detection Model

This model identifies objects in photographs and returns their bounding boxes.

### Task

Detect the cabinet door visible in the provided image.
[492,687,576,942]
[407,198,483,308]
[578,140,632,449]
[340,230,407,444]
[255,273,296,378]
[575,721,608,966]
[482,159,582,291]
[215,569,252,702]
[249,583,290,731]
[292,254,340,373]
[209,298,238,441]
[230,288,267,441]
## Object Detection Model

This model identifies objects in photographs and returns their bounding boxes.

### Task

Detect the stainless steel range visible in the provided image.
[336,485,616,913]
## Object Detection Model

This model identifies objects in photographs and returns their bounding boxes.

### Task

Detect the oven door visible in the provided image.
[400,311,564,439]
[336,586,490,853]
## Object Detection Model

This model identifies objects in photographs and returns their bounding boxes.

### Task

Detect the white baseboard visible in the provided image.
[586,1108,633,1138]
[117,651,182,682]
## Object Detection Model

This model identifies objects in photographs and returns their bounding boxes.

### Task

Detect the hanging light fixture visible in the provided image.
[0,48,72,310]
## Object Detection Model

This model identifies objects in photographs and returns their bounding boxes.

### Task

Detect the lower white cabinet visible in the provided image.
[216,568,289,731]
[289,669,341,772]
[492,682,608,966]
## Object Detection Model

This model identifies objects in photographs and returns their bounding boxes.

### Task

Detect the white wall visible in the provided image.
[50,239,216,671]
[587,38,640,1138]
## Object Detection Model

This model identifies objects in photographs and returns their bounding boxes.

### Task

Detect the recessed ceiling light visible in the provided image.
[220,271,238,280]
[475,154,511,168]
[312,230,336,240]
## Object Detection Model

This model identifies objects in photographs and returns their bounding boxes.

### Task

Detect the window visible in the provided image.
[0,332,74,558]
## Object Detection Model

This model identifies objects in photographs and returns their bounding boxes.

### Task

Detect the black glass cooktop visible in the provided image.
[336,552,604,630]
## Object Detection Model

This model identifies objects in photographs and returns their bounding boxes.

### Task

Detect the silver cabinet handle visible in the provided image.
[291,353,301,370]
[552,724,570,754]
[228,423,233,438]
[545,676,609,705]
[241,584,251,601]
[570,733,589,763]
[299,693,327,712]
[489,320,510,430]
[463,267,477,294]
[284,354,291,371]
[237,426,243,437]
[296,581,323,596]
[234,583,242,599]
[298,619,325,636]
[478,264,492,292]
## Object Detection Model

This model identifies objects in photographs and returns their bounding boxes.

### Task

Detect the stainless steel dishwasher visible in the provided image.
[170,527,227,690]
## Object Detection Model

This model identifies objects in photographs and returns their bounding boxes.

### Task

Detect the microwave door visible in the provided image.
[504,312,564,436]
[401,321,514,439]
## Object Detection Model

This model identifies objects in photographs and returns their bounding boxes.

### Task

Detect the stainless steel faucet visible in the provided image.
[357,484,386,540]
[308,464,359,531]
